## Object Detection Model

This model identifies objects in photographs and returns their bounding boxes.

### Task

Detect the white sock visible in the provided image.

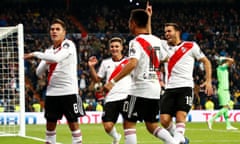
[109,127,119,140]
[153,127,176,144]
[72,129,82,144]
[166,122,176,136]
[173,123,186,143]
[124,128,137,144]
[46,130,56,144]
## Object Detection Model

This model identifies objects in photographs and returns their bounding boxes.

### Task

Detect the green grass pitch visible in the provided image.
[1,122,240,144]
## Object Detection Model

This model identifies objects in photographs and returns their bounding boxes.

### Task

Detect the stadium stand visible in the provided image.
[1,0,240,111]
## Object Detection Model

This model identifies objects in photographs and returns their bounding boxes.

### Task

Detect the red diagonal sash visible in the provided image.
[108,58,129,82]
[168,42,193,80]
[48,63,57,85]
[105,58,129,97]
[47,46,61,85]
[136,37,161,82]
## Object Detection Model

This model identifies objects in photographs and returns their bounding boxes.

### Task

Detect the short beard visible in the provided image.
[167,41,175,46]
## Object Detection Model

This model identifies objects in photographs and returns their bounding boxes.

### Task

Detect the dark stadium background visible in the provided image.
[1,0,240,112]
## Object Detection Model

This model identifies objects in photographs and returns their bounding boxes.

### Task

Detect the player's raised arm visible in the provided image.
[88,56,101,82]
[145,1,152,34]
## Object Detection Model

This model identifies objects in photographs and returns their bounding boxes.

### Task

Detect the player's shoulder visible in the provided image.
[182,41,199,47]
[136,34,160,40]
[101,57,113,64]
[46,45,54,51]
[61,39,75,48]
[134,34,163,46]
[63,38,74,43]
[122,56,128,61]
[151,34,161,39]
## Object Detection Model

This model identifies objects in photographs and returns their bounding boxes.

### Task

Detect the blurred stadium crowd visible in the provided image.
[1,0,240,112]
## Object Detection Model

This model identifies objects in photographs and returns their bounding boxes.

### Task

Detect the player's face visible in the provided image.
[50,23,66,44]
[164,26,178,46]
[109,41,123,57]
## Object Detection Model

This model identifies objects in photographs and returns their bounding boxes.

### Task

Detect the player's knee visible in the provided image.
[145,122,159,134]
[103,122,114,133]
[160,117,171,128]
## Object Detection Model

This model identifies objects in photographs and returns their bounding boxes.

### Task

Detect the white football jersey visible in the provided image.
[164,41,206,89]
[98,57,132,103]
[34,39,78,96]
[128,34,168,99]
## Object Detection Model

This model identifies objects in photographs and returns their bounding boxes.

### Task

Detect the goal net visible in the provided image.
[0,24,25,136]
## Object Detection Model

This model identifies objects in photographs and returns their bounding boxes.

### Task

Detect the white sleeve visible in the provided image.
[192,42,206,60]
[32,48,70,63]
[160,39,169,52]
[36,60,48,77]
[97,60,106,79]
[159,44,169,61]
[33,40,74,63]
[128,40,141,60]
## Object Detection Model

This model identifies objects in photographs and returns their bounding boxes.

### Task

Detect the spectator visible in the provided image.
[1,1,239,112]
[205,97,215,110]
[95,101,103,112]
[78,73,88,90]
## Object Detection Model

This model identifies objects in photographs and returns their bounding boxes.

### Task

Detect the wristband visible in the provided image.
[110,79,116,85]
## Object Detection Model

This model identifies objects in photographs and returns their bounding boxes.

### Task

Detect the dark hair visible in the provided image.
[164,22,182,32]
[130,9,148,28]
[50,18,66,31]
[109,37,123,45]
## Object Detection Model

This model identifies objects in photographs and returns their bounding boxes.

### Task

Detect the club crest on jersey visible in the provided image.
[63,43,70,49]
[121,63,125,67]
[181,47,187,53]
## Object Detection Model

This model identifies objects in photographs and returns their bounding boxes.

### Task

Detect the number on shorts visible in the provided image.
[185,95,193,106]
[123,101,129,112]
[73,103,79,113]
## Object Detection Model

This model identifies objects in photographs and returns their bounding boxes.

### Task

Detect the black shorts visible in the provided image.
[160,87,193,117]
[122,95,160,123]
[44,94,85,122]
[102,99,125,123]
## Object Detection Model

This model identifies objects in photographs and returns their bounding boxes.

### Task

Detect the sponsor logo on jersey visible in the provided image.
[129,48,136,56]
[129,43,136,56]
